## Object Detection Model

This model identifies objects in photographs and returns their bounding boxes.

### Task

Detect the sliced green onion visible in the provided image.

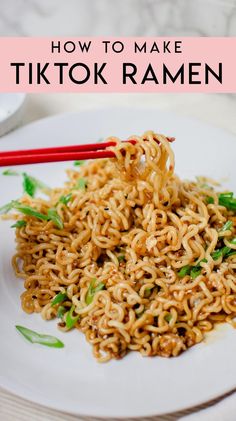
[211,249,223,261]
[59,193,72,206]
[219,199,236,211]
[22,172,51,197]
[47,208,64,229]
[11,220,26,228]
[212,246,231,261]
[51,292,67,307]
[178,265,191,278]
[224,250,236,258]
[74,160,85,166]
[65,305,80,330]
[219,220,233,234]
[23,173,37,197]
[179,241,236,278]
[118,254,125,262]
[2,169,50,197]
[222,246,233,257]
[57,306,66,319]
[12,201,48,220]
[144,288,152,298]
[199,258,208,264]
[190,266,202,279]
[4,170,51,197]
[178,258,207,279]
[218,192,236,211]
[0,201,14,215]
[15,325,64,348]
[219,192,234,199]
[85,279,105,305]
[74,178,87,190]
[206,196,214,204]
[29,176,51,193]
[1,200,63,229]
[164,314,172,322]
[2,169,20,176]
[223,238,236,258]
[23,173,51,196]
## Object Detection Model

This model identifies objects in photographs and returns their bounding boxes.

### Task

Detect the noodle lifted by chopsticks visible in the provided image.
[12,131,236,361]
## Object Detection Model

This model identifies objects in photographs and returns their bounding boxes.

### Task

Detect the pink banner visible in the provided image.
[0,37,235,92]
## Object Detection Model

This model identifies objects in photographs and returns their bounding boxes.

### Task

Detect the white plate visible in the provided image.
[0,94,26,137]
[0,108,236,418]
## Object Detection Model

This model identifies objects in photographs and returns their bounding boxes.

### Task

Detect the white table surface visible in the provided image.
[0,92,236,421]
[1,0,236,37]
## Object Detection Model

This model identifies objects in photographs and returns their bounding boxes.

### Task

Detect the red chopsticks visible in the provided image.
[0,138,174,166]
[0,141,118,166]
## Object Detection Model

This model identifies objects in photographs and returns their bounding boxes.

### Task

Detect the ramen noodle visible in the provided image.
[11,131,236,361]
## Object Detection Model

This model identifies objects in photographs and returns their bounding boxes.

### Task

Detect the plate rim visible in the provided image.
[1,105,236,145]
[1,380,235,419]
